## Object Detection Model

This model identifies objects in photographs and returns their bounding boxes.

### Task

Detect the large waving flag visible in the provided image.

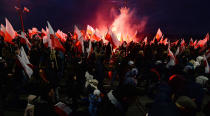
[56,29,67,42]
[17,47,33,78]
[155,28,163,41]
[92,28,102,41]
[86,25,95,39]
[74,25,84,53]
[5,18,16,44]
[105,28,121,49]
[47,22,65,53]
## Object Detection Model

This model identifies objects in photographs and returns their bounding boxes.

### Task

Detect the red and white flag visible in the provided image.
[17,47,33,78]
[180,39,186,53]
[155,28,163,41]
[163,38,168,45]
[143,37,148,45]
[74,25,84,53]
[23,7,30,13]
[166,46,176,68]
[189,38,194,47]
[92,28,102,41]
[19,32,32,50]
[158,37,163,45]
[55,102,72,116]
[0,24,6,37]
[86,25,95,39]
[47,22,65,53]
[5,18,16,44]
[56,30,67,42]
[105,28,121,49]
[171,40,179,46]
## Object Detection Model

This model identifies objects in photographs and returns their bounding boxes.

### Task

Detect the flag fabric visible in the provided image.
[163,38,168,45]
[193,40,197,48]
[0,24,6,37]
[166,46,176,68]
[189,38,194,47]
[155,28,163,41]
[203,55,209,74]
[87,40,92,58]
[196,34,208,49]
[5,18,16,44]
[74,25,84,53]
[55,102,72,116]
[23,7,30,13]
[150,38,155,45]
[92,29,102,41]
[175,47,180,56]
[51,35,66,53]
[47,22,65,53]
[56,30,67,42]
[17,47,33,78]
[180,39,186,53]
[19,32,32,50]
[86,25,95,39]
[105,29,121,49]
[143,37,148,45]
[171,40,179,46]
[158,37,163,45]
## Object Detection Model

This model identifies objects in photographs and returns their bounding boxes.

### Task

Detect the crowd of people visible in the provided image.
[0,24,209,116]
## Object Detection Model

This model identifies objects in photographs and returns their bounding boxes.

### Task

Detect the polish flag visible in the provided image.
[56,30,67,42]
[17,47,33,78]
[92,29,102,41]
[0,24,6,37]
[143,37,148,45]
[55,102,72,116]
[74,25,84,53]
[23,7,30,13]
[189,38,194,47]
[47,22,65,53]
[166,46,177,68]
[5,18,16,44]
[155,28,163,41]
[171,40,179,46]
[19,32,32,50]
[163,38,168,45]
[105,29,121,49]
[86,25,95,39]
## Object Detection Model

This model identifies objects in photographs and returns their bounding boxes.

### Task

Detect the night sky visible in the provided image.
[0,0,210,38]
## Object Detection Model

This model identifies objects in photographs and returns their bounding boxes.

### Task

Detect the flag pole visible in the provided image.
[17,0,25,32]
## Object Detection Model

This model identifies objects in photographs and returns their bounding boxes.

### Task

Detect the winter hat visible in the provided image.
[93,89,101,96]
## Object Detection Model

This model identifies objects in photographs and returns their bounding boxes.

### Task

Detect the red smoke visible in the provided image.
[93,5,148,43]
